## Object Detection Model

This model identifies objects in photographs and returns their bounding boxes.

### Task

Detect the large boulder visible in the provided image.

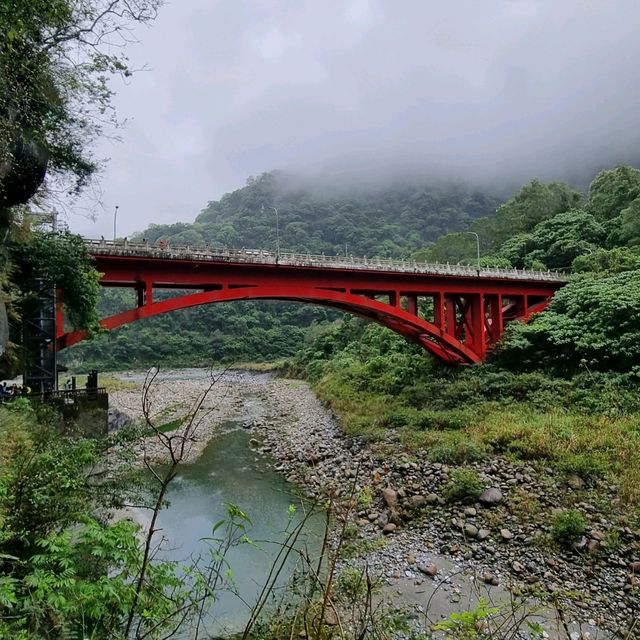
[479,487,503,506]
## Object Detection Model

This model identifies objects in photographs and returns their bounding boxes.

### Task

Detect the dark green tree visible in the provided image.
[0,0,161,214]
[484,179,581,251]
[10,230,101,331]
[585,165,640,221]
[619,196,640,247]
[525,209,606,269]
[572,246,640,274]
[494,271,640,373]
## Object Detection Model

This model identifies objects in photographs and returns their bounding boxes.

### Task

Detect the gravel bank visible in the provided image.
[250,378,638,638]
[110,369,271,464]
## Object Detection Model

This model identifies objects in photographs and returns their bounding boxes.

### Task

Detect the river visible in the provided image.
[155,422,324,637]
[112,374,326,637]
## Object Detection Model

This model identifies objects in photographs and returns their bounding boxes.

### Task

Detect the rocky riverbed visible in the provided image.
[110,369,639,638]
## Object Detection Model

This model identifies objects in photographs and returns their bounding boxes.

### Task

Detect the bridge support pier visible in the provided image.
[485,294,503,343]
[136,281,154,307]
[466,293,486,359]
[406,294,418,317]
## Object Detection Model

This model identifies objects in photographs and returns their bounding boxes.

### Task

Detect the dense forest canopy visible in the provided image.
[133,171,503,258]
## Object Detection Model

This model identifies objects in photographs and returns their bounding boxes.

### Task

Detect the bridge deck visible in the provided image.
[86,239,568,283]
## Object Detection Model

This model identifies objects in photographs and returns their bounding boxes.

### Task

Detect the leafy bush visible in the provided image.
[413,409,474,431]
[356,486,373,510]
[383,406,418,429]
[551,509,586,546]
[495,271,640,374]
[336,566,368,601]
[442,469,486,504]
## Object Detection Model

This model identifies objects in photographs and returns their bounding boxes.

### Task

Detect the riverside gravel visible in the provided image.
[111,369,638,639]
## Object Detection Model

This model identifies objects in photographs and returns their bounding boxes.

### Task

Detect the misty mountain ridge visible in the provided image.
[133,171,505,258]
[132,163,631,260]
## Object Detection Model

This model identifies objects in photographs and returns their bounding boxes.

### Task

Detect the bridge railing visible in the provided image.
[85,239,569,282]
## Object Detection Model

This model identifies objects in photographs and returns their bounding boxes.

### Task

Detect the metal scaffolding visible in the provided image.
[23,280,57,394]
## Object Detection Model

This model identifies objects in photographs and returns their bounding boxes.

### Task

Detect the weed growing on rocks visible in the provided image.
[443,469,486,504]
[551,509,587,546]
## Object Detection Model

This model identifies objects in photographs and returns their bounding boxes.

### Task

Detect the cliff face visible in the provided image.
[0,128,48,208]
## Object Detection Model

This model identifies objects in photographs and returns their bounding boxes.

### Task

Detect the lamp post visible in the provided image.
[464,231,481,274]
[113,205,119,242]
[272,207,280,263]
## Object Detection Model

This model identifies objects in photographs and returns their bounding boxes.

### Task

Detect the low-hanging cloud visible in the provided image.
[74,0,640,236]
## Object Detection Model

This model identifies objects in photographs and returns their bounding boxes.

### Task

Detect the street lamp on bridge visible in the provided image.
[113,205,119,242]
[261,204,280,263]
[273,207,280,263]
[464,231,481,274]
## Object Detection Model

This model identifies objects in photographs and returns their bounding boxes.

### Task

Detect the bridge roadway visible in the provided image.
[85,238,567,282]
[55,239,569,364]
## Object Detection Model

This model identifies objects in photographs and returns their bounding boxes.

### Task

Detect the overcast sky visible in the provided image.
[68,0,640,238]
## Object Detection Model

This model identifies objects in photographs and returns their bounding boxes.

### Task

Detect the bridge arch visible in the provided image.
[58,286,481,364]
[57,241,567,364]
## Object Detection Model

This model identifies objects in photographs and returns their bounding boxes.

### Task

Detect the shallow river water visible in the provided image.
[154,416,324,637]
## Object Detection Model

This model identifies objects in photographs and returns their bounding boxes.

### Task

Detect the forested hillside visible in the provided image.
[62,173,503,369]
[135,171,501,258]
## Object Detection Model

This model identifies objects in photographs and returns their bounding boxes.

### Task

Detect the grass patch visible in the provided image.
[155,417,184,434]
[470,408,640,483]
[341,535,388,560]
[312,367,640,512]
[232,360,286,372]
[551,509,586,546]
[442,469,485,504]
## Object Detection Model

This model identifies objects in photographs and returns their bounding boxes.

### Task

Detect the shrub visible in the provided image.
[383,407,418,429]
[551,509,586,546]
[336,566,368,601]
[356,486,373,510]
[442,469,485,504]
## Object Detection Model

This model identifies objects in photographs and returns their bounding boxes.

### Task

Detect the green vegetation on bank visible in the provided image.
[0,228,101,378]
[0,401,189,638]
[289,319,640,507]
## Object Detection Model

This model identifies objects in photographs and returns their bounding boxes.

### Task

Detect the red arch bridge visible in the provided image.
[56,240,568,365]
